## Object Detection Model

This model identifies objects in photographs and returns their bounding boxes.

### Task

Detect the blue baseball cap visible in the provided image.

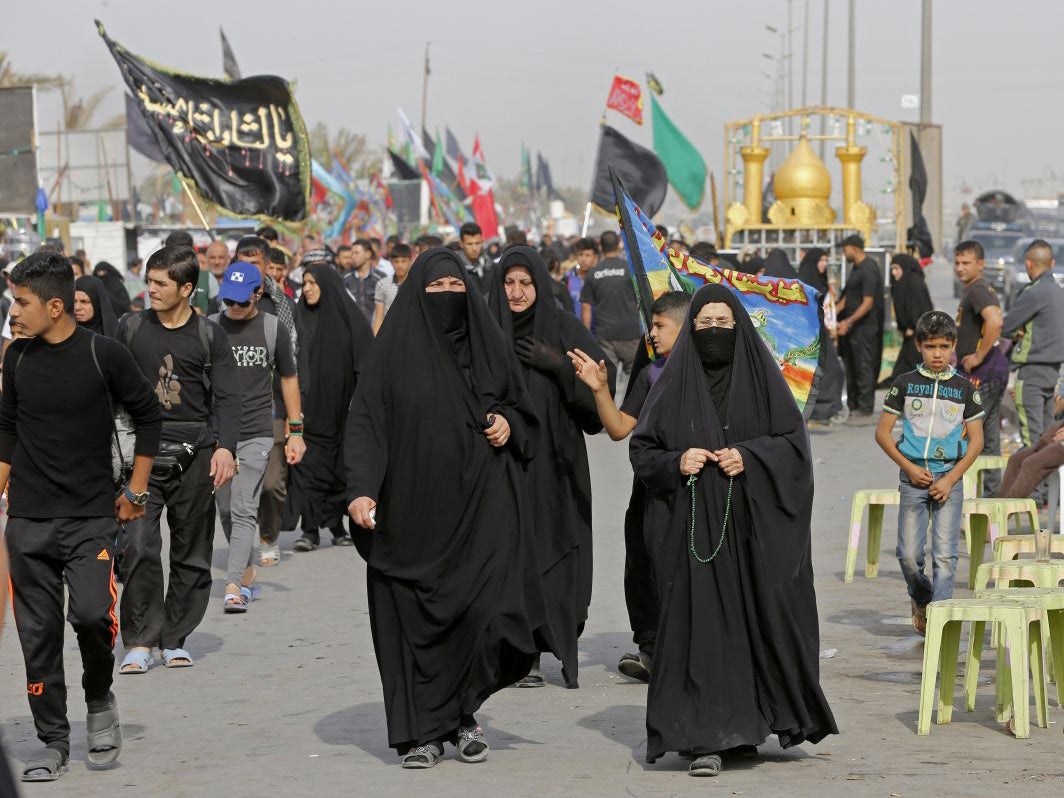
[219,261,263,303]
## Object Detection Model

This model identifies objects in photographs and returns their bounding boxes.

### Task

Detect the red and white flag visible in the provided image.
[606,75,643,125]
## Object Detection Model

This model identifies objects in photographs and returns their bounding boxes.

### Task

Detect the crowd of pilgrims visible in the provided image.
[0,223,837,782]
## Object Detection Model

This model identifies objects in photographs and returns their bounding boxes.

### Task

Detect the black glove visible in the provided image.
[515,337,567,377]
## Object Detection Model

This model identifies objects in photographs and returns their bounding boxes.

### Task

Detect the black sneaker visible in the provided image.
[332,533,354,547]
[291,536,319,552]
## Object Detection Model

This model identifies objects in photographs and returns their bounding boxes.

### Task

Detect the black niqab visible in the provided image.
[93,261,133,316]
[75,275,118,337]
[631,283,837,762]
[345,247,545,752]
[487,246,614,686]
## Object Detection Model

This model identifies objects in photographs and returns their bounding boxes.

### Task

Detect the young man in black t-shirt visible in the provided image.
[579,231,643,376]
[836,235,884,421]
[0,252,161,781]
[213,262,303,612]
[569,291,688,682]
[116,245,241,673]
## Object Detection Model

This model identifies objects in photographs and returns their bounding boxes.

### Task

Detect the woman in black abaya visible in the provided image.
[93,261,133,315]
[289,264,373,551]
[487,246,614,688]
[889,253,933,378]
[800,248,845,425]
[762,248,798,279]
[630,284,837,777]
[346,248,546,768]
[74,275,118,337]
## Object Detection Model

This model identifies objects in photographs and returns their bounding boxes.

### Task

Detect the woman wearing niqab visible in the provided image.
[74,275,118,337]
[487,246,614,688]
[888,253,933,378]
[630,283,837,777]
[93,261,133,315]
[346,248,545,769]
[289,264,373,550]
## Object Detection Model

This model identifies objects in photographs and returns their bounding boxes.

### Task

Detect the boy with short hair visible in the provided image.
[875,310,985,635]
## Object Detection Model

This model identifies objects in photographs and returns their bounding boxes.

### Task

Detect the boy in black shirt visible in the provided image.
[569,291,688,681]
[0,251,161,781]
[116,245,240,673]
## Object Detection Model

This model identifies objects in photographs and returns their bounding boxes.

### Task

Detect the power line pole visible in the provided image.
[920,0,932,126]
[802,0,810,106]
[420,42,431,135]
[820,0,829,157]
[787,0,795,112]
[847,0,855,108]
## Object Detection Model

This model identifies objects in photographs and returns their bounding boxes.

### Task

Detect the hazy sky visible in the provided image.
[7,0,1064,217]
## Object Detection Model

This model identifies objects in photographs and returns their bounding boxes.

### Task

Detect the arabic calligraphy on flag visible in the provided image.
[610,168,823,414]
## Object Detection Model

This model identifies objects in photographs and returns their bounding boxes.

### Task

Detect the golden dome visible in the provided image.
[773,135,831,202]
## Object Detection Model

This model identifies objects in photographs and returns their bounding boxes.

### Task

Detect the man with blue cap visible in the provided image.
[212,262,304,613]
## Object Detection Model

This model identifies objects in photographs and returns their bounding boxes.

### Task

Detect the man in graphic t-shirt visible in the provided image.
[579,230,642,377]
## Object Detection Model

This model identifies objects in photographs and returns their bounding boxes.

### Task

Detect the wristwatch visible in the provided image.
[122,485,150,506]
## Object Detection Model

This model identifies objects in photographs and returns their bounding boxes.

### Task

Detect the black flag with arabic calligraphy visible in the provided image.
[97,20,310,221]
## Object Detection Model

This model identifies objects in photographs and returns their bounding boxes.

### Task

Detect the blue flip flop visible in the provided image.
[162,648,194,668]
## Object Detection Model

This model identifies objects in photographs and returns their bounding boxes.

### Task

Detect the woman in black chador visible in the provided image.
[346,248,547,769]
[888,253,933,378]
[487,246,614,688]
[290,264,373,551]
[630,283,837,778]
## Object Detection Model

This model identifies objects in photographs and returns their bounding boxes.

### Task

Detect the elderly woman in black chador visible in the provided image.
[487,245,614,688]
[346,248,548,769]
[631,283,837,777]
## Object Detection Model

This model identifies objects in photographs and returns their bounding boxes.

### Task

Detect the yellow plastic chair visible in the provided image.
[962,498,1039,589]
[993,533,1064,562]
[962,455,1010,499]
[975,587,1064,707]
[844,489,900,583]
[917,598,1047,738]
[974,560,1064,591]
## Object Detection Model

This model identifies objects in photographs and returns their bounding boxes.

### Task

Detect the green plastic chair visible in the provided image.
[974,560,1064,592]
[962,455,1011,499]
[918,598,1047,738]
[962,498,1039,589]
[993,533,1064,562]
[844,489,900,583]
[975,587,1064,707]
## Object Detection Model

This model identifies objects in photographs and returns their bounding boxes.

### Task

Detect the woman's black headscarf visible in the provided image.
[889,253,933,334]
[762,248,798,279]
[92,261,133,315]
[75,275,118,337]
[798,248,829,296]
[631,282,836,759]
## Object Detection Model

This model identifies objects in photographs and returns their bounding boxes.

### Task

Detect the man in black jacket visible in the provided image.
[0,251,161,781]
[116,245,240,673]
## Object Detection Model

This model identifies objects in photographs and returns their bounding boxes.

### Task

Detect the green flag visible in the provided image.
[432,128,444,176]
[650,95,706,209]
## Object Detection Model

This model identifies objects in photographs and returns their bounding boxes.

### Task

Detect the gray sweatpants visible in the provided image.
[217,436,273,587]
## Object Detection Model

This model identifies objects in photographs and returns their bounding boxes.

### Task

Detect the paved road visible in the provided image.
[3,258,1063,796]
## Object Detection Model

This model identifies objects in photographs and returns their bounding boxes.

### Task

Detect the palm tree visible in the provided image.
[308,122,376,178]
[59,80,124,130]
[0,51,64,89]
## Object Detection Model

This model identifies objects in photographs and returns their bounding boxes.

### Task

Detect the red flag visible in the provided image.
[606,75,644,124]
[467,135,500,240]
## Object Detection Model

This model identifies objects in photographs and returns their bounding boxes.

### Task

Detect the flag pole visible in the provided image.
[709,171,722,249]
[420,42,431,134]
[179,176,216,240]
[583,109,608,237]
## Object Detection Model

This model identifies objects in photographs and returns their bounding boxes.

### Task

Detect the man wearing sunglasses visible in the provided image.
[212,263,303,613]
